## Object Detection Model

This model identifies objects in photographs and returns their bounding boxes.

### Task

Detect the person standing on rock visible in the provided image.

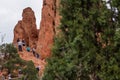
[32,47,36,57]
[8,73,12,80]
[36,65,41,71]
[36,53,40,59]
[18,39,23,51]
[22,39,25,46]
[26,45,30,52]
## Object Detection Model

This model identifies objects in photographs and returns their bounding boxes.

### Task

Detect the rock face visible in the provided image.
[36,0,60,59]
[13,0,60,59]
[13,7,38,47]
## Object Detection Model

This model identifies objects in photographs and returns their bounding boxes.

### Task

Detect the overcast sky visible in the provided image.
[0,0,43,44]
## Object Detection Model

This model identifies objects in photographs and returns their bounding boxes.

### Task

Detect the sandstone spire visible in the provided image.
[36,0,60,59]
[13,7,38,47]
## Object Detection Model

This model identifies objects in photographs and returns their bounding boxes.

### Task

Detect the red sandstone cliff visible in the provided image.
[13,0,60,75]
[13,7,38,47]
[36,0,60,59]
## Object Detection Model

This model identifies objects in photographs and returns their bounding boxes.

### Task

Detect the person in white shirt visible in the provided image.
[8,74,12,80]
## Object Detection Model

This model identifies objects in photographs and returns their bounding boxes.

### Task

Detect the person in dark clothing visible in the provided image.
[36,53,40,59]
[22,39,25,46]
[36,66,41,71]
[32,47,36,57]
[18,40,23,51]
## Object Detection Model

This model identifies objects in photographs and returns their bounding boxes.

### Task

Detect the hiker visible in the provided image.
[36,53,40,59]
[32,47,36,57]
[22,39,25,46]
[18,39,23,51]
[36,65,41,71]
[8,73,12,80]
[26,45,30,52]
[18,69,22,77]
[18,69,22,74]
[31,46,40,59]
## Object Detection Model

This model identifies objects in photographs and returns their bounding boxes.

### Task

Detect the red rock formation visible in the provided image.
[13,0,61,76]
[13,7,38,47]
[36,0,60,59]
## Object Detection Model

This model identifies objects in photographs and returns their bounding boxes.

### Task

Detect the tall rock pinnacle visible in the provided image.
[13,7,38,47]
[36,0,60,59]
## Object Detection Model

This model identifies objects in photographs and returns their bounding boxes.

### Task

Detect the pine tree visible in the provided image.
[43,0,120,80]
[0,43,38,79]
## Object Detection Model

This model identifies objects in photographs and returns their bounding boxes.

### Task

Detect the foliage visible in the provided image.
[0,43,38,79]
[43,0,120,80]
[22,61,38,80]
[0,43,18,59]
[0,33,6,44]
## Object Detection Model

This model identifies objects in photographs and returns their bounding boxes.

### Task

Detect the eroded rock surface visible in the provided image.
[36,0,60,59]
[13,7,38,47]
[13,0,61,75]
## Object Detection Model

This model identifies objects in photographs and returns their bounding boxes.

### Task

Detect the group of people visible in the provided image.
[17,38,40,59]
[17,38,25,52]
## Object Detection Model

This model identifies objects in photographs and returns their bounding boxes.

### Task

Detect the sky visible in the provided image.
[0,0,43,44]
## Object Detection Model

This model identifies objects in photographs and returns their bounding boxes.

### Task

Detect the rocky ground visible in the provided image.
[18,49,46,76]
